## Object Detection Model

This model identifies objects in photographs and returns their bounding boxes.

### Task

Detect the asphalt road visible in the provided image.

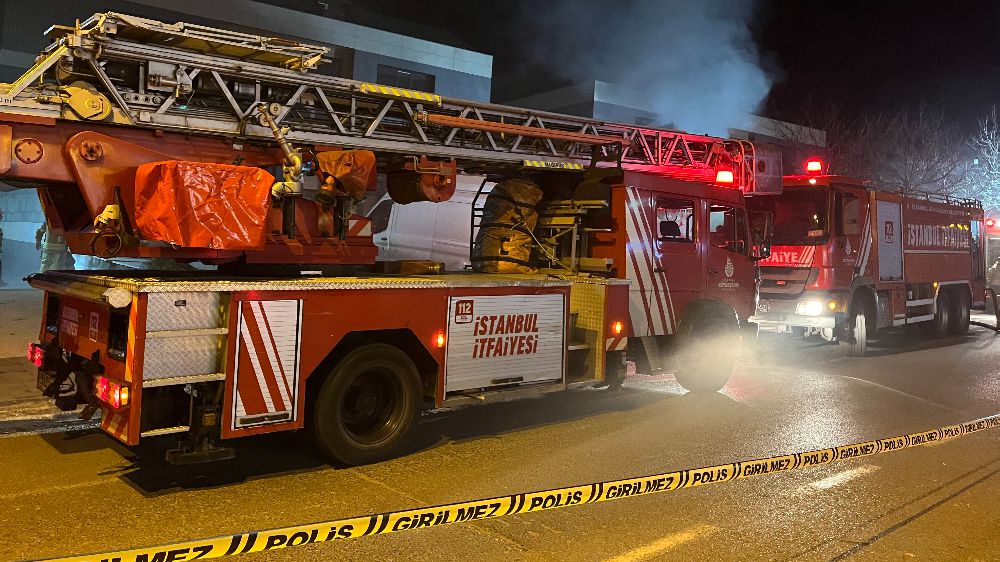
[1,315,999,561]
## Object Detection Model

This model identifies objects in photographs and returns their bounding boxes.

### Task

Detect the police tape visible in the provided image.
[35,413,1000,562]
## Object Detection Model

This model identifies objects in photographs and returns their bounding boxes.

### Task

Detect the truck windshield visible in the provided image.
[768,188,829,245]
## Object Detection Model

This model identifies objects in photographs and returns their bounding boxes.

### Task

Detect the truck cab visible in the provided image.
[748,171,868,340]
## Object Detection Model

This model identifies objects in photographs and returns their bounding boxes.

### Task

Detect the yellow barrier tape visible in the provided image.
[522,160,585,170]
[33,413,1000,562]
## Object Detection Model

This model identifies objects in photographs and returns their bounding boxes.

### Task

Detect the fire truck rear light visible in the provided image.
[435,332,446,348]
[95,376,129,409]
[987,218,996,228]
[805,159,823,173]
[612,321,624,335]
[28,344,44,367]
[715,170,734,184]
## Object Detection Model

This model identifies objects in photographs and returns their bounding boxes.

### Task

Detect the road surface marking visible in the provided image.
[838,376,960,413]
[807,464,880,491]
[0,477,113,500]
[603,525,716,562]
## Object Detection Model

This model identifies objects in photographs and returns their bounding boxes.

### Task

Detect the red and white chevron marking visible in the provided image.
[232,300,302,429]
[348,217,372,237]
[624,187,676,336]
[605,335,628,352]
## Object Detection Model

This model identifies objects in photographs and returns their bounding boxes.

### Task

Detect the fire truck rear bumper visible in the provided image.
[748,313,837,332]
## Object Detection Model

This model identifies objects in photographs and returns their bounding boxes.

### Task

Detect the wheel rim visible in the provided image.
[340,368,405,446]
[854,313,866,344]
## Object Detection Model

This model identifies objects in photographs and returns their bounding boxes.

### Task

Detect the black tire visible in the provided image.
[674,311,738,393]
[948,290,970,335]
[840,308,867,357]
[920,291,952,338]
[311,343,421,466]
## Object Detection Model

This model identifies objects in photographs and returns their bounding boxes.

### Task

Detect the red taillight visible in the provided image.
[715,170,734,185]
[94,376,129,409]
[435,331,446,348]
[805,159,823,173]
[987,218,996,228]
[27,343,44,367]
[612,321,624,335]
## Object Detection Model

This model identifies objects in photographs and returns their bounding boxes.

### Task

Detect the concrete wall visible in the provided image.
[353,51,491,101]
[0,189,44,289]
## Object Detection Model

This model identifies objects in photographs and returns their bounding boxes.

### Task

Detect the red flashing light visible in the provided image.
[435,331,446,348]
[987,218,996,228]
[612,321,624,335]
[805,159,823,173]
[715,170,734,185]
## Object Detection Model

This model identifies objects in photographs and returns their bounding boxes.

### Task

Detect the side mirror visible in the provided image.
[749,211,773,261]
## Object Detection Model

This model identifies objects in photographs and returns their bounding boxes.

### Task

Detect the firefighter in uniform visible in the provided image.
[35,222,75,271]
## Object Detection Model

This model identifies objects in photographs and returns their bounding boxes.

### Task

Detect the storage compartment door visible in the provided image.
[230,299,303,430]
[877,201,903,281]
[445,294,565,392]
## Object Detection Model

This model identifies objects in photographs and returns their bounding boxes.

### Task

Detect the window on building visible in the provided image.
[376,64,436,92]
[656,198,695,243]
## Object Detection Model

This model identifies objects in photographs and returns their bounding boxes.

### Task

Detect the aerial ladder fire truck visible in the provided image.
[5,13,775,464]
[749,159,986,356]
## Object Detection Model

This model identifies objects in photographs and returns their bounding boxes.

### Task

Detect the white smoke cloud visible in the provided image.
[517,0,771,137]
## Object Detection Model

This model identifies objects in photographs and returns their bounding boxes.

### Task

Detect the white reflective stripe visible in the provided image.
[906,299,934,306]
[907,314,935,323]
[937,280,969,286]
[235,394,246,417]
[624,187,670,334]
[892,319,906,326]
[624,188,659,335]
[857,214,872,276]
[240,320,277,412]
[252,302,292,412]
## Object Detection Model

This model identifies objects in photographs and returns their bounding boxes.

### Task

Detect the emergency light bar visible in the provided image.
[805,159,824,174]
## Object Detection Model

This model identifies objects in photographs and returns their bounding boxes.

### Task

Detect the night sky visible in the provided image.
[357,0,1000,134]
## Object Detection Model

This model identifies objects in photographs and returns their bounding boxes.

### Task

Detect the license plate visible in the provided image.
[757,301,770,313]
[36,370,55,393]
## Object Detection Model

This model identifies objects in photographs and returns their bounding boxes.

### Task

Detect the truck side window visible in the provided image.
[709,204,748,254]
[837,192,860,235]
[656,198,695,243]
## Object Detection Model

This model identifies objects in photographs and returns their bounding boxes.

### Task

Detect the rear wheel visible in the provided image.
[675,311,739,393]
[920,291,952,338]
[312,343,421,466]
[948,290,970,335]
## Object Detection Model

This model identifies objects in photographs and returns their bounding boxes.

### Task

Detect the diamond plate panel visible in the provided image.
[569,281,607,380]
[146,292,224,331]
[143,334,224,380]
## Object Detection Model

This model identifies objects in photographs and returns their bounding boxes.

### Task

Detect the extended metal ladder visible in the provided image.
[1,12,757,186]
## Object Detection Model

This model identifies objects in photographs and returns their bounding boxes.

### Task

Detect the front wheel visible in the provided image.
[674,312,739,393]
[840,310,867,356]
[311,343,421,466]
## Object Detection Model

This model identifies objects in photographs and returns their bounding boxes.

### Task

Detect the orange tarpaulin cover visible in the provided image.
[134,161,274,250]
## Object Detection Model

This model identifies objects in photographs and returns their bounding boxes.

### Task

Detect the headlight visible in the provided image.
[795,300,825,316]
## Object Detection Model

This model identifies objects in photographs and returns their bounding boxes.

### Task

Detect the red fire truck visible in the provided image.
[749,159,986,355]
[6,13,772,464]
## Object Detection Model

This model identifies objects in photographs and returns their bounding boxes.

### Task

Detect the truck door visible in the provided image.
[648,195,702,334]
[704,201,756,320]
